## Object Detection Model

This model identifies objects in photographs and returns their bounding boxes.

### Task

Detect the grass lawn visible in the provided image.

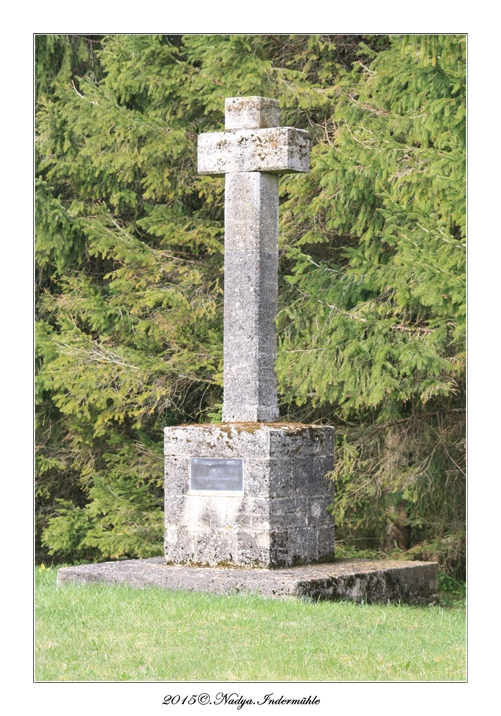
[35,566,465,682]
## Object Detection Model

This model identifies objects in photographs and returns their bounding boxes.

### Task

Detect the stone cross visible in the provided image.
[198,96,310,422]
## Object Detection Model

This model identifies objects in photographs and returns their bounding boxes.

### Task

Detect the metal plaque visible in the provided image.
[190,457,243,492]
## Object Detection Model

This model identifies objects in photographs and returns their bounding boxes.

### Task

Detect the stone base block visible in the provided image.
[164,422,335,568]
[57,558,439,605]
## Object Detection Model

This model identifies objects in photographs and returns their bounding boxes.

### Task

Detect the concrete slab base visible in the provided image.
[57,557,438,605]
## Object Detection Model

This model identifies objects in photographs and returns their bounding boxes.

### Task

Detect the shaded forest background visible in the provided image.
[35,34,466,577]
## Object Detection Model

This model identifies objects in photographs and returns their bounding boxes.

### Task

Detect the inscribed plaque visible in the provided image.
[190,457,243,491]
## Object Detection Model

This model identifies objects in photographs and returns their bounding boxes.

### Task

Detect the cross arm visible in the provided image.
[198,127,310,177]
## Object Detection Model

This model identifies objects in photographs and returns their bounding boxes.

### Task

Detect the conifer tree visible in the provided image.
[277,35,466,572]
[36,35,465,574]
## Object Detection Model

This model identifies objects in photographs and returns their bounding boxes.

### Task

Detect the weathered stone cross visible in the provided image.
[198,96,310,423]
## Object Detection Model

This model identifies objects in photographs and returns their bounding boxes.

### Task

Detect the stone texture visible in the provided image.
[198,128,310,176]
[164,423,334,568]
[197,97,310,422]
[57,557,439,605]
[223,173,278,423]
[224,96,280,130]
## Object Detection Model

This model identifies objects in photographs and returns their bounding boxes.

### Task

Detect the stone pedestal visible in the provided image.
[164,423,335,568]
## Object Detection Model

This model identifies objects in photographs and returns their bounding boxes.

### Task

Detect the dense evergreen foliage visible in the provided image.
[35,35,466,575]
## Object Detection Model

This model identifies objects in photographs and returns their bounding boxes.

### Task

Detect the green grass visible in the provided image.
[35,566,465,682]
